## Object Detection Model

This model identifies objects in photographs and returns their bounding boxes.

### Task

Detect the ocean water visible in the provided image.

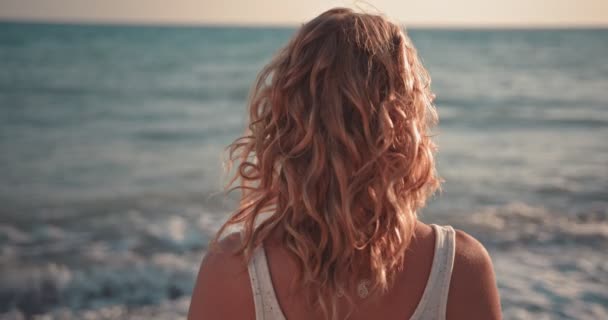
[0,23,607,319]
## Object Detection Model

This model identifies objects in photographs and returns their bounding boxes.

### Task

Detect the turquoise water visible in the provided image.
[0,23,607,319]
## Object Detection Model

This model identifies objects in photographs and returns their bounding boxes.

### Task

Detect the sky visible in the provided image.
[0,0,607,27]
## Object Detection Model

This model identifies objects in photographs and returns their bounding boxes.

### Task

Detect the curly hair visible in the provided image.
[213,7,440,319]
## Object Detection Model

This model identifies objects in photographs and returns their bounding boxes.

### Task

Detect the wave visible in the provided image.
[454,202,608,248]
[0,255,197,316]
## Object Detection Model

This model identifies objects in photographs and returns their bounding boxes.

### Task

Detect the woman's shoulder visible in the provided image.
[188,232,254,320]
[447,228,502,319]
[198,232,247,277]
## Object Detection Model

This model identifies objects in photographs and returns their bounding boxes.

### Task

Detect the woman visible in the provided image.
[189,7,501,320]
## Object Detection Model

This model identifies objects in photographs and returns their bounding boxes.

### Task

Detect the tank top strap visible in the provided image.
[410,224,456,320]
[245,237,287,320]
[434,224,456,318]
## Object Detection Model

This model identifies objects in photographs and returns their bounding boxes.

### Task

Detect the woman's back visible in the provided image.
[252,223,454,320]
[189,221,500,319]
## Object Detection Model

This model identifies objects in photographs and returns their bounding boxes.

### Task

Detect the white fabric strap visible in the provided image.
[437,225,456,319]
[247,244,286,320]
[409,224,456,320]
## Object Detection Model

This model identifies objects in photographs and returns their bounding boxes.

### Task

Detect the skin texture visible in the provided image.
[188,221,502,320]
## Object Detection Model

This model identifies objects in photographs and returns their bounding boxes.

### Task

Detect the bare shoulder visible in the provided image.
[453,229,494,272]
[447,229,502,320]
[187,232,254,320]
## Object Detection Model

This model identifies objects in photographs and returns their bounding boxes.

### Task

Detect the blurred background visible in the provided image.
[0,0,607,319]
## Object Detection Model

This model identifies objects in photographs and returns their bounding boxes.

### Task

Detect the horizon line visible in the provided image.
[1,18,608,30]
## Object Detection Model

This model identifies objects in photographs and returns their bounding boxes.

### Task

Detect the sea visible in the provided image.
[0,23,607,319]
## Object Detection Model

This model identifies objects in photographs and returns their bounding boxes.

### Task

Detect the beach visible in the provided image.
[0,23,607,319]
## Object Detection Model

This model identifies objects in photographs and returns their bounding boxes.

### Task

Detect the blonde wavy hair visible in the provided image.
[214,7,440,319]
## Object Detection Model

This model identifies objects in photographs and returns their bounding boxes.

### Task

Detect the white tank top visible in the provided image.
[246,224,456,320]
